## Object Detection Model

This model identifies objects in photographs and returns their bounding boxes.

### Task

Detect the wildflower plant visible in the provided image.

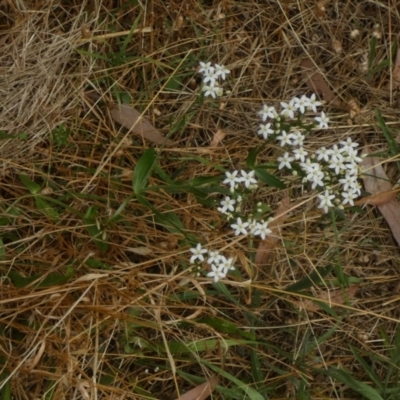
[191,61,364,283]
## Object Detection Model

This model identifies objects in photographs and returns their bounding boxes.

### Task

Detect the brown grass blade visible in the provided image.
[300,58,343,107]
[255,193,290,267]
[175,377,218,400]
[297,285,359,312]
[393,36,400,83]
[110,104,173,146]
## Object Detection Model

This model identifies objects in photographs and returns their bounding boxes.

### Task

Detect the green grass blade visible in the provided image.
[201,359,265,400]
[321,367,383,400]
[132,147,157,194]
[376,108,400,172]
[285,265,332,292]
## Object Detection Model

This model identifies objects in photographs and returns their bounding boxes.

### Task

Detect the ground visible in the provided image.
[1,1,400,399]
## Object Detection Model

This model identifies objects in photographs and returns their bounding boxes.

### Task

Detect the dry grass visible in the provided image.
[1,1,400,399]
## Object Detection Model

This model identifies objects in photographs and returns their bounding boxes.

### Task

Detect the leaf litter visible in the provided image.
[361,150,400,247]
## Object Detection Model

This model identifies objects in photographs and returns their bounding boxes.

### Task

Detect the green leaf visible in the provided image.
[254,167,286,189]
[246,146,261,169]
[132,147,157,194]
[35,196,60,220]
[19,174,41,194]
[197,317,254,339]
[0,131,27,140]
[201,360,265,400]
[7,266,74,288]
[285,265,332,292]
[349,345,383,390]
[321,368,383,400]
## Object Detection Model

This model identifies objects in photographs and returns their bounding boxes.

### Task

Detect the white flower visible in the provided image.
[198,61,213,74]
[280,99,297,120]
[257,123,274,139]
[307,169,325,189]
[190,243,208,263]
[300,158,314,173]
[315,111,330,129]
[207,263,226,282]
[327,144,344,162]
[339,173,358,192]
[223,170,241,189]
[293,147,308,162]
[258,105,277,121]
[248,219,258,235]
[218,256,235,275]
[290,129,305,146]
[329,158,346,175]
[207,250,223,264]
[214,64,230,80]
[277,152,294,169]
[341,191,357,206]
[202,83,220,98]
[345,148,363,164]
[239,170,257,188]
[317,190,335,213]
[230,217,249,236]
[276,130,295,147]
[220,196,236,213]
[254,221,272,240]
[306,93,322,112]
[202,70,218,85]
[293,95,309,114]
[315,146,330,162]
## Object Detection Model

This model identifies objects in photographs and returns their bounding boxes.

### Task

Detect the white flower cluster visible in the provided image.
[256,95,363,213]
[198,61,230,98]
[189,243,235,282]
[219,170,273,239]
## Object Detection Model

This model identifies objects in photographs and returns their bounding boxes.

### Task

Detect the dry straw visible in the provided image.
[0,1,96,167]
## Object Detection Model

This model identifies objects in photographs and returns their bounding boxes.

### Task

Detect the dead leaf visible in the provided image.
[300,58,343,107]
[355,190,397,206]
[210,129,226,147]
[255,193,290,267]
[361,154,393,194]
[110,104,173,146]
[362,151,400,247]
[298,285,359,312]
[376,201,400,247]
[175,377,218,400]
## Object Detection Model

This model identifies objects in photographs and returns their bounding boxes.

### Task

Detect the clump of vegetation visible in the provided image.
[1,2,400,400]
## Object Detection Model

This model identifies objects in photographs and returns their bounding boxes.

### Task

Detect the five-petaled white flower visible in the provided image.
[207,263,226,282]
[239,170,257,188]
[280,99,297,120]
[317,190,335,213]
[315,111,330,129]
[214,64,230,80]
[230,217,249,236]
[189,243,208,263]
[277,152,294,169]
[223,170,240,189]
[258,123,274,139]
[220,196,236,213]
[258,105,277,121]
[254,221,272,240]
